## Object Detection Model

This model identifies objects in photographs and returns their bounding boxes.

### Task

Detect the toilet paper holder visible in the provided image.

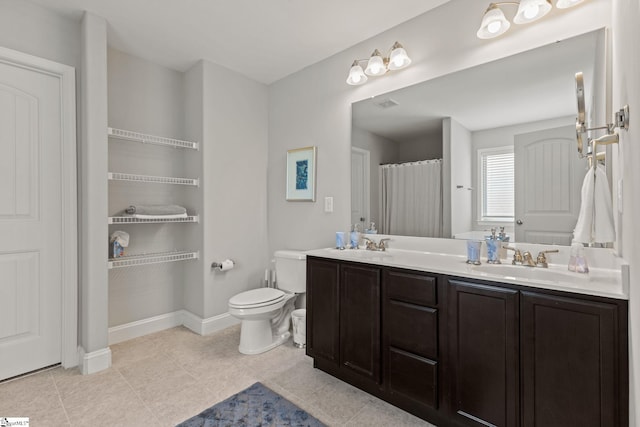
[211,259,235,270]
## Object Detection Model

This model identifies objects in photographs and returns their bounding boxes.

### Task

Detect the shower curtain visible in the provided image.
[379,159,443,237]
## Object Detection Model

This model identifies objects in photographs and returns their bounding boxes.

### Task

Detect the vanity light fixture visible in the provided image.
[477,0,584,40]
[346,42,411,86]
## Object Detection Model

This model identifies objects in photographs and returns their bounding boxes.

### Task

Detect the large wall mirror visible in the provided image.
[351,29,608,246]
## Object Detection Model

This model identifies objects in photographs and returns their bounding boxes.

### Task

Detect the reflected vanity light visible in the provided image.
[346,42,411,86]
[477,0,583,40]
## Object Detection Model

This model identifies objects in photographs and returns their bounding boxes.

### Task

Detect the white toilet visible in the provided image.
[228,250,306,355]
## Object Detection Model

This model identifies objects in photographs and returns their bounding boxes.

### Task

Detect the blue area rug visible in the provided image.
[176,382,326,427]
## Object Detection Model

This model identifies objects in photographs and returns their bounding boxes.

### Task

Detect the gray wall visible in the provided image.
[445,118,472,237]
[397,131,443,163]
[0,0,80,68]
[199,60,269,318]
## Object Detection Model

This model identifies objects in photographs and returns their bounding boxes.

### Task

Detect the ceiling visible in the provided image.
[30,0,450,84]
[352,30,600,142]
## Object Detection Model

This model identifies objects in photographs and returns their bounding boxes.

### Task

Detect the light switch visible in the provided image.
[324,196,334,213]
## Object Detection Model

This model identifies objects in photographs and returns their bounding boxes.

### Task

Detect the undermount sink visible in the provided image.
[471,263,584,283]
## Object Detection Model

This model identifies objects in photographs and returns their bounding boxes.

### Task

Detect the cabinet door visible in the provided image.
[448,279,519,427]
[521,291,622,427]
[306,257,340,365]
[340,263,381,384]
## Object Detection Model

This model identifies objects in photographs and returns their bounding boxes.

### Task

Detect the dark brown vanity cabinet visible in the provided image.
[306,257,382,390]
[307,257,628,427]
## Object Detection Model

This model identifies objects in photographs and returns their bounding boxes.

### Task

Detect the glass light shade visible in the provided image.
[556,0,584,8]
[513,0,552,24]
[388,43,411,70]
[364,50,387,76]
[477,5,510,39]
[346,62,368,85]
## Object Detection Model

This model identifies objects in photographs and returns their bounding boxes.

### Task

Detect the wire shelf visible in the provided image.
[108,172,199,186]
[108,215,199,224]
[108,127,199,150]
[108,251,199,269]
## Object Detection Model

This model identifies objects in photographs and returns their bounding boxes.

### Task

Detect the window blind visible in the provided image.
[481,150,514,219]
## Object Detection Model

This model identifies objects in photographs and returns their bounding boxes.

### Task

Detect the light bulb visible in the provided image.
[387,43,411,70]
[487,20,502,34]
[523,4,539,19]
[365,50,387,76]
[477,5,510,39]
[346,61,367,85]
[513,0,551,24]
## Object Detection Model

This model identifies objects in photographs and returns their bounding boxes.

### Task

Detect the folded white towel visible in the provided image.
[125,204,187,216]
[132,213,188,219]
[573,165,615,244]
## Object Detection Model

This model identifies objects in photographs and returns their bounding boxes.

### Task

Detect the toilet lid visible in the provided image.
[229,288,285,309]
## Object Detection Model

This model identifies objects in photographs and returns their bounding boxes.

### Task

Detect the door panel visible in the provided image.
[340,263,381,383]
[515,125,585,245]
[0,59,63,380]
[521,291,619,427]
[448,279,519,427]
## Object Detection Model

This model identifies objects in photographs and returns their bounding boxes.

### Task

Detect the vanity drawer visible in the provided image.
[384,269,437,306]
[385,299,438,359]
[387,347,438,409]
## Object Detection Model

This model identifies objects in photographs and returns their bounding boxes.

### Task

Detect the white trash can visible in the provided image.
[291,309,306,348]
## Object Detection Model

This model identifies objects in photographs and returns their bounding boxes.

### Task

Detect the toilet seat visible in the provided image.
[228,288,285,309]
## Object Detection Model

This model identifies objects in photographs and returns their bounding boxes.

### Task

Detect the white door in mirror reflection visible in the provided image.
[515,125,585,245]
[351,147,370,230]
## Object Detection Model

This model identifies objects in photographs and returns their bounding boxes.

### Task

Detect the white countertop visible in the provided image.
[305,237,628,300]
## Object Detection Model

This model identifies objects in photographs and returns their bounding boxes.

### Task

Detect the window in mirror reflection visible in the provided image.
[479,147,514,222]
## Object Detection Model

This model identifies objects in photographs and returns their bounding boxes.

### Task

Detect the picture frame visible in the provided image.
[286,146,317,201]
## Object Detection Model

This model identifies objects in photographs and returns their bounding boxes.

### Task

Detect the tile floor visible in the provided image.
[0,325,434,426]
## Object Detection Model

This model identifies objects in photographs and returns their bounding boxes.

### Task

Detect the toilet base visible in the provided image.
[239,327,291,355]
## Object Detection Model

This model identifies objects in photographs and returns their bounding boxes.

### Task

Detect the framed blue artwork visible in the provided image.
[286,146,317,201]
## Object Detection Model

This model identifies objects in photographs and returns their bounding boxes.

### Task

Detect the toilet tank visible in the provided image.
[274,250,307,293]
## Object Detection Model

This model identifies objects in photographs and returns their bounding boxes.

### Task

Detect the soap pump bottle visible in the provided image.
[569,241,589,273]
[350,224,360,249]
[486,228,500,264]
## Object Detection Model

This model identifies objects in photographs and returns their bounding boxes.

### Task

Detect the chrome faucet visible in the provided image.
[363,237,391,251]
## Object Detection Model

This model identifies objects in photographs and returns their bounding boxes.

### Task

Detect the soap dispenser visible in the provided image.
[350,224,360,249]
[485,228,501,264]
[568,241,589,273]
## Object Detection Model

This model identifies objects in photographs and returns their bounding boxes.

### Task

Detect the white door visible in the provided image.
[351,147,370,230]
[0,55,66,380]
[514,125,585,245]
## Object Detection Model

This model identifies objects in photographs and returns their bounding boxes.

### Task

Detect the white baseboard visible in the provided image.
[108,311,184,345]
[108,310,240,345]
[181,310,240,336]
[78,346,112,375]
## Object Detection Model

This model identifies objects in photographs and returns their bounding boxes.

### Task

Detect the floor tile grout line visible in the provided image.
[49,369,72,426]
[114,365,164,426]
